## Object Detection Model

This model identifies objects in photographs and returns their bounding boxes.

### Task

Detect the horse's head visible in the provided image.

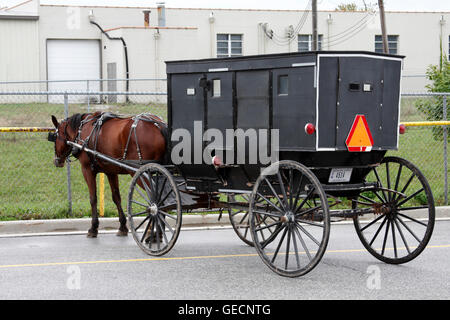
[50,115,73,167]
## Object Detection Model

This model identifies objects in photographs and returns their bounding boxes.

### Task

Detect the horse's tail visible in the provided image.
[159,123,171,165]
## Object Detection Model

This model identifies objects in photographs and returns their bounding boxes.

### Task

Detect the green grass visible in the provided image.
[0,100,447,221]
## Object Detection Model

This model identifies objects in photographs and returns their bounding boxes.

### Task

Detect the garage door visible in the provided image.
[47,39,101,103]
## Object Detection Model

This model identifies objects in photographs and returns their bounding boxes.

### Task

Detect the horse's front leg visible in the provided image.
[107,174,128,236]
[82,166,99,238]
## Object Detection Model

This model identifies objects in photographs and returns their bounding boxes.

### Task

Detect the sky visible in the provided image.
[1,0,450,12]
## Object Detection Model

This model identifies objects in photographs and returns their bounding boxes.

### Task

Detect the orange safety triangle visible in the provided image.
[345,115,374,152]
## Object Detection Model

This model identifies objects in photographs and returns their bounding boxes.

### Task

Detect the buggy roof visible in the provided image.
[165,51,405,74]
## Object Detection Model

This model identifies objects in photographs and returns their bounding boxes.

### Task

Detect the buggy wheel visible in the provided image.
[127,163,182,256]
[228,194,254,246]
[249,160,330,277]
[353,156,435,264]
[228,194,278,247]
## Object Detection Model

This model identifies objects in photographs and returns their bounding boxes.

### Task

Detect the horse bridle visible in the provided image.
[48,121,74,162]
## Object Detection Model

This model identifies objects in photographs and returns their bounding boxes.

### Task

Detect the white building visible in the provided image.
[0,0,449,93]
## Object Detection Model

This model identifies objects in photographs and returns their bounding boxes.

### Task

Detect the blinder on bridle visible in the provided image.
[47,131,57,142]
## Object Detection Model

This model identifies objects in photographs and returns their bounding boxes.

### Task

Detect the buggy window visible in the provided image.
[278,75,288,95]
[212,79,221,97]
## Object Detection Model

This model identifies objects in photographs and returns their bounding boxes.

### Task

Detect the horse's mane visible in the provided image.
[68,113,88,131]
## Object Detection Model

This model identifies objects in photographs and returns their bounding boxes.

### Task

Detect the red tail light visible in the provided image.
[305,123,316,135]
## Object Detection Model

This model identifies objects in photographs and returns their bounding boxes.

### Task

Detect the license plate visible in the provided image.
[329,168,353,183]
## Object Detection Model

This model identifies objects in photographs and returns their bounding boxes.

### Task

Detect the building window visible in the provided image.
[298,34,323,52]
[217,34,242,58]
[375,35,399,54]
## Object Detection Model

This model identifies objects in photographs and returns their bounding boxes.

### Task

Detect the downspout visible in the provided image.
[90,20,130,101]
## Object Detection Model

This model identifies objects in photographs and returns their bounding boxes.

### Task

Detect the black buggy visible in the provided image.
[120,51,435,277]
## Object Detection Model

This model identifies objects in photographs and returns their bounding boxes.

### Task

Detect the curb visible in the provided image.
[0,206,449,236]
[0,214,231,235]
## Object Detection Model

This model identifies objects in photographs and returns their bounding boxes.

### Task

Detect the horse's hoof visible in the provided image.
[87,230,98,238]
[116,229,128,237]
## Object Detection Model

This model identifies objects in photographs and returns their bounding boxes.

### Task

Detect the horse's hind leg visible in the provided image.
[107,174,128,236]
[82,166,99,238]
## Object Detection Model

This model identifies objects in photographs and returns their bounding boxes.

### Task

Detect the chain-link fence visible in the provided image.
[0,85,167,220]
[390,93,449,206]
[0,84,448,221]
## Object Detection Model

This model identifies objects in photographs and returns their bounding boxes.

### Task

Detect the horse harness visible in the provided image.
[73,112,167,171]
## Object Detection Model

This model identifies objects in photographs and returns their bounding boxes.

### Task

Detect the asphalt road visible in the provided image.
[0,220,449,300]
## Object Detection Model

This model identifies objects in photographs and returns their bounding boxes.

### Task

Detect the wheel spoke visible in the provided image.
[391,220,398,258]
[140,216,152,243]
[135,184,151,205]
[264,178,287,211]
[397,212,428,227]
[131,210,148,217]
[134,215,150,231]
[285,227,292,269]
[158,188,174,206]
[381,218,391,255]
[290,226,301,268]
[296,204,322,218]
[277,172,289,209]
[386,162,392,201]
[393,218,411,254]
[358,194,377,204]
[373,168,388,202]
[369,216,388,246]
[261,224,285,250]
[255,221,281,232]
[396,216,422,243]
[156,217,169,245]
[295,218,324,228]
[159,210,177,220]
[156,177,168,203]
[256,192,284,214]
[397,205,429,211]
[159,214,175,234]
[131,199,148,208]
[360,214,385,232]
[238,211,250,225]
[288,169,294,209]
[294,187,316,214]
[293,224,312,261]
[140,176,154,203]
[395,173,415,202]
[396,188,425,207]
[295,222,320,247]
[271,226,288,264]
[393,164,403,199]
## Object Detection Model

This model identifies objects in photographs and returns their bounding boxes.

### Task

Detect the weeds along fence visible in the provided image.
[0,86,448,220]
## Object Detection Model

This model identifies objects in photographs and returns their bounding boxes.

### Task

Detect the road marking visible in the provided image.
[0,244,449,270]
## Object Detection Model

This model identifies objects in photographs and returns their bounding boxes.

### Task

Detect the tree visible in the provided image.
[335,3,359,11]
[415,52,450,141]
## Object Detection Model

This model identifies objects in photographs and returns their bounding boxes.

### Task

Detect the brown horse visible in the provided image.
[50,112,168,238]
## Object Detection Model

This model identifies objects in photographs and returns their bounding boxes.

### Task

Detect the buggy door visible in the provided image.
[205,72,234,164]
[335,57,384,150]
[235,70,270,165]
[272,66,316,151]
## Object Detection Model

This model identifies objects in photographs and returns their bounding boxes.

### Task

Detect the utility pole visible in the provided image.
[378,0,389,53]
[312,0,318,50]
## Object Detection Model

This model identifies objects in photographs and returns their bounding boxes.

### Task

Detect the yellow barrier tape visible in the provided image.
[0,127,55,133]
[403,121,450,127]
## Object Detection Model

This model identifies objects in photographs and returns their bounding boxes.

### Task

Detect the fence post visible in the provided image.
[64,93,73,215]
[87,80,90,112]
[444,94,448,205]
